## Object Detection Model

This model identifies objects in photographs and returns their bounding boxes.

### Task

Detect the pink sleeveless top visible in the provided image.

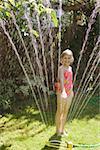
[63,68,73,96]
[55,66,73,96]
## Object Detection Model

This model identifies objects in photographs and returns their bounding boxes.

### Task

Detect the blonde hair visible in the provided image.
[60,49,74,64]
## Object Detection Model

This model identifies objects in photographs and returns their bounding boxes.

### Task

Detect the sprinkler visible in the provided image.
[46,140,73,150]
[67,141,73,149]
[46,140,100,149]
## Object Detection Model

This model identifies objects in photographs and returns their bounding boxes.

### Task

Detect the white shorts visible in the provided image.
[57,91,74,111]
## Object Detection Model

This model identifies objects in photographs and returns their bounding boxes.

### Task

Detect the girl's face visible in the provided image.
[61,54,72,67]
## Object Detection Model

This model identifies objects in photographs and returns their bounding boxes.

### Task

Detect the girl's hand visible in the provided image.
[55,82,61,93]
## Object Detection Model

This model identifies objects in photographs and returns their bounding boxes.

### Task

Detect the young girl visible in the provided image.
[55,49,74,136]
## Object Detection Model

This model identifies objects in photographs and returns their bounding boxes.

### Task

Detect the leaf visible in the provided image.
[51,10,58,27]
[45,8,52,14]
[29,0,35,3]
[31,29,39,38]
[5,11,11,17]
[8,0,15,6]
[19,85,30,96]
[38,4,45,15]
[45,8,58,27]
[4,1,10,9]
[0,5,4,11]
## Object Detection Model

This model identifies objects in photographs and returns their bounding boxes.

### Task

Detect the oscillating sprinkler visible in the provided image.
[46,139,100,149]
[46,140,73,150]
[67,141,73,149]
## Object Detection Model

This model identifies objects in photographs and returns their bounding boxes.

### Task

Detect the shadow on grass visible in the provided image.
[5,93,56,119]
[0,96,56,136]
[68,95,99,121]
[0,144,12,150]
[0,94,99,132]
[41,133,62,150]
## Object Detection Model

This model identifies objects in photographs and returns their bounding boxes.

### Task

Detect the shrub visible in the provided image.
[0,79,18,111]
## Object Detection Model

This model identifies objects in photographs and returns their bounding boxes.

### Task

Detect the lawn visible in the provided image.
[0,96,99,150]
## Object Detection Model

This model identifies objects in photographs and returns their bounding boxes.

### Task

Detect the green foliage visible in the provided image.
[16,85,30,96]
[0,79,17,110]
[22,77,49,93]
[0,0,98,103]
[51,10,58,27]
[31,29,39,38]
[0,76,49,111]
[36,3,58,27]
[0,79,30,111]
[0,0,58,31]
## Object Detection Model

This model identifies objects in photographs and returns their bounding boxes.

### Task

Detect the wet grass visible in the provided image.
[0,96,99,150]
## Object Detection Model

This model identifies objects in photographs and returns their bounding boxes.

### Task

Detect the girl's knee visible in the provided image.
[56,110,62,116]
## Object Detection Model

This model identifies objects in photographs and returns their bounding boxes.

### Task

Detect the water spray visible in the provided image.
[86,75,93,93]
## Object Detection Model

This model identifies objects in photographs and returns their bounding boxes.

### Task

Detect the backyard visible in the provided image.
[0,0,99,149]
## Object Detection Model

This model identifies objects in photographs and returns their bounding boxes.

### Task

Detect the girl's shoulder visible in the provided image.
[64,66,72,73]
[58,65,63,70]
[58,66,72,72]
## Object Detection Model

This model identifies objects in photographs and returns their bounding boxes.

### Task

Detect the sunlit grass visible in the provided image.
[0,96,99,150]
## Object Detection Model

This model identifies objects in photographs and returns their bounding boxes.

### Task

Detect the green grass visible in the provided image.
[0,96,100,150]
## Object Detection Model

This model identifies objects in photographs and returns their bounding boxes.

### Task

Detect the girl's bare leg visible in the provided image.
[55,92,73,134]
[57,98,67,133]
[55,94,62,133]
[60,92,74,133]
[55,109,61,133]
[61,108,68,133]
[55,94,66,133]
[59,101,67,133]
